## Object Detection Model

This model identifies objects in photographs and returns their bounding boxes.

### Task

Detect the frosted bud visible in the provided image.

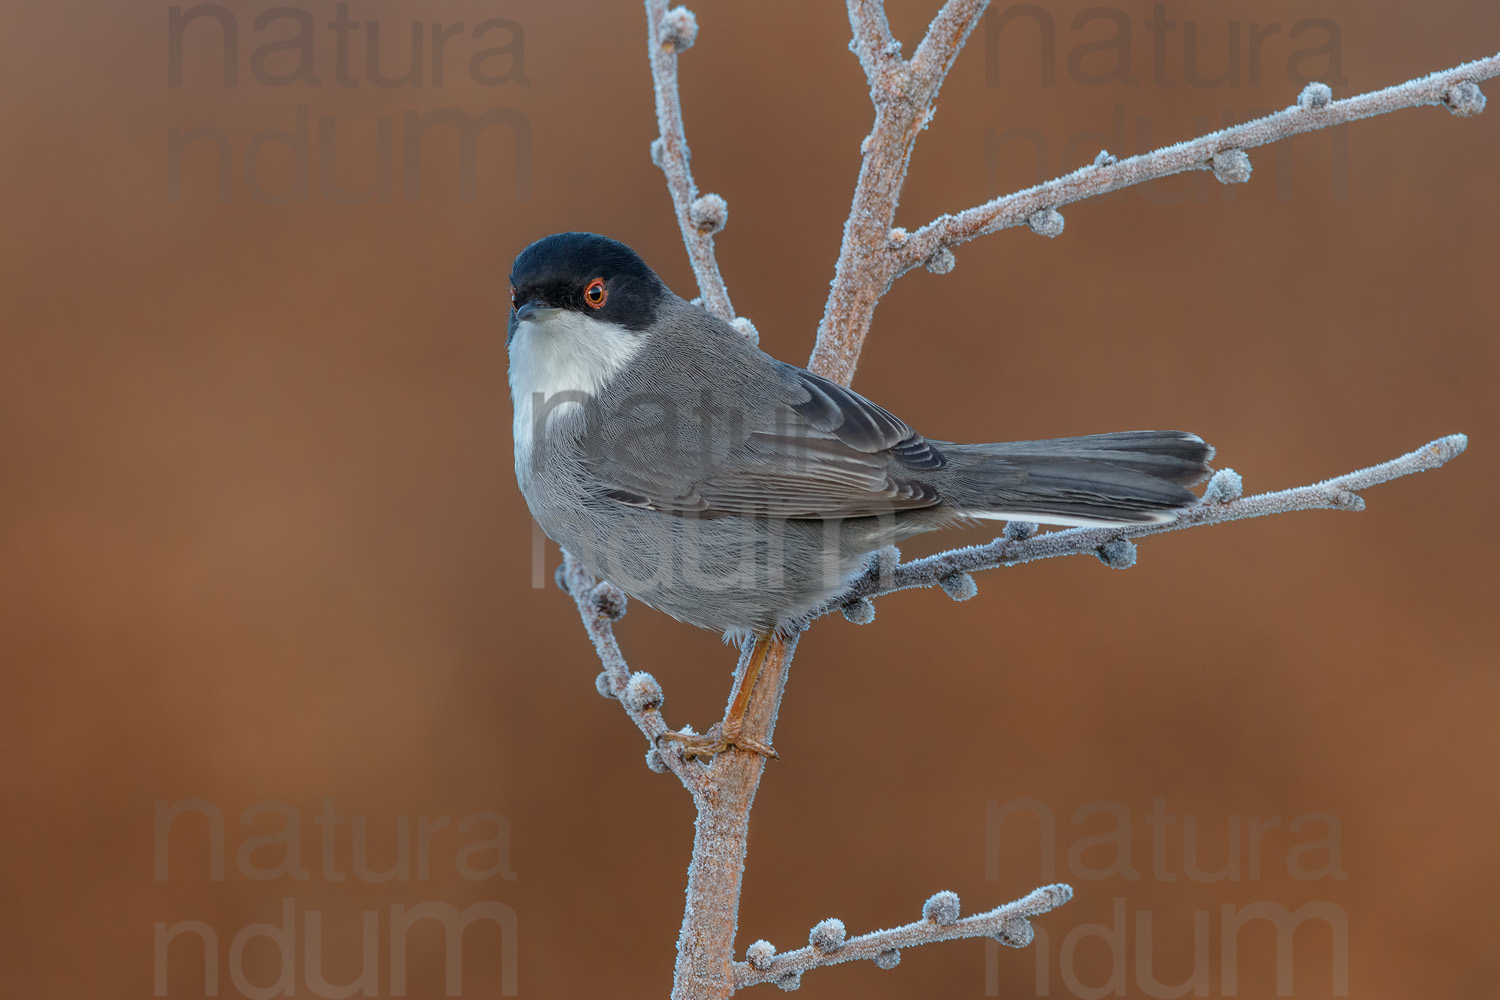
[1093,149,1117,167]
[1096,538,1137,570]
[590,581,627,620]
[809,918,846,951]
[874,948,901,970]
[1331,489,1365,512]
[775,972,802,991]
[644,747,669,773]
[731,316,759,344]
[939,572,977,601]
[923,890,961,925]
[1004,520,1038,541]
[745,939,776,971]
[883,40,902,56]
[1203,468,1243,503]
[623,672,664,713]
[925,247,956,274]
[841,598,876,625]
[650,138,665,167]
[1027,207,1064,238]
[594,672,614,699]
[1444,81,1486,117]
[554,562,570,593]
[1298,82,1333,110]
[661,7,698,51]
[689,193,728,235]
[887,227,909,248]
[996,916,1034,947]
[1211,149,1252,184]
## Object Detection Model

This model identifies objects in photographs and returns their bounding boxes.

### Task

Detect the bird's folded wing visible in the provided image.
[589,365,948,519]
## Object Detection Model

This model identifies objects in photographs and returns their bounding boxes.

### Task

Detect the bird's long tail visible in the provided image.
[937,430,1214,526]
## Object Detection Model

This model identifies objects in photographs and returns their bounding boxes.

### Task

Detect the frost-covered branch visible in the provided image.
[845,0,899,84]
[552,4,1482,998]
[808,0,990,386]
[671,636,797,1000]
[731,884,1072,991]
[559,554,708,794]
[893,55,1498,273]
[645,0,735,322]
[830,435,1469,615]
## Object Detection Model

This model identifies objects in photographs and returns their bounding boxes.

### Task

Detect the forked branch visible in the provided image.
[809,0,991,386]
[546,5,1485,998]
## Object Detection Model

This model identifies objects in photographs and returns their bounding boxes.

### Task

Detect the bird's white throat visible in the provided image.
[509,311,643,472]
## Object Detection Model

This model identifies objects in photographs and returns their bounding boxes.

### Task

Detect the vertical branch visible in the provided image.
[646,0,736,322]
[807,0,991,385]
[672,636,798,1000]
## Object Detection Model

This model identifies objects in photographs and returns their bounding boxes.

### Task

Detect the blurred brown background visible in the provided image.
[2,1,1497,997]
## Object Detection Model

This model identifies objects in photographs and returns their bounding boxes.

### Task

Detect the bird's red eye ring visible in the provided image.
[584,277,607,309]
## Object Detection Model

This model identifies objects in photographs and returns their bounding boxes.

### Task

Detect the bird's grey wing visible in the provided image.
[587,363,947,519]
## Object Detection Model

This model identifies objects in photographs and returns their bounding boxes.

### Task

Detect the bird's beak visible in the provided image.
[515,301,562,323]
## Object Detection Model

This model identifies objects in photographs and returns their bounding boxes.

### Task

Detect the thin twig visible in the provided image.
[831,435,1468,610]
[645,0,735,322]
[893,53,1500,273]
[561,554,707,794]
[732,884,1073,990]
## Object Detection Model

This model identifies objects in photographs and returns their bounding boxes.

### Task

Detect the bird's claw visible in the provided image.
[659,723,778,761]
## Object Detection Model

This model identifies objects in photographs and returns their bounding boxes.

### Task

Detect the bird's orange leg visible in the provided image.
[660,636,779,760]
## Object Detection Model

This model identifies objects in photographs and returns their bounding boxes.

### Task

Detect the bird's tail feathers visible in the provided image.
[939,430,1213,527]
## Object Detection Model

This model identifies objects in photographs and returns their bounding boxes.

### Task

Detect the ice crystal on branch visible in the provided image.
[939,572,978,601]
[1095,539,1138,569]
[1299,81,1334,109]
[923,890,961,925]
[1204,468,1245,503]
[808,918,847,951]
[590,581,626,620]
[1004,520,1039,541]
[1212,149,1253,184]
[1027,207,1065,238]
[660,6,698,51]
[689,193,728,235]
[623,672,664,713]
[745,940,776,971]
[996,916,1034,947]
[1445,80,1487,117]
[924,247,956,274]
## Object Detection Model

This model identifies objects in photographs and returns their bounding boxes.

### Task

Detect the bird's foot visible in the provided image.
[659,722,778,761]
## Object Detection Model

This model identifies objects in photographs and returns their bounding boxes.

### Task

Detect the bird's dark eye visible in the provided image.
[584,277,607,309]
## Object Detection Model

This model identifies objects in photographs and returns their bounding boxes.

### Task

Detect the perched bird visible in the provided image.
[508,232,1212,756]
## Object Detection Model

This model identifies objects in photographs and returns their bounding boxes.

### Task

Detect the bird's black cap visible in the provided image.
[509,232,668,334]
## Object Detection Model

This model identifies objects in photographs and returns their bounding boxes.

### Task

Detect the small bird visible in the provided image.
[509,232,1212,756]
